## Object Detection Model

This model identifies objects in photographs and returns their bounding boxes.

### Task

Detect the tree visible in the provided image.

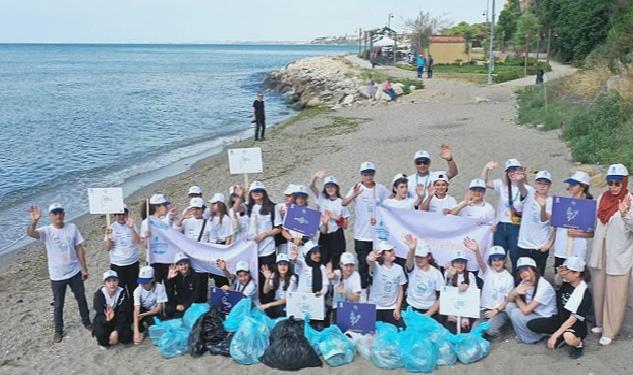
[606,3,633,73]
[496,0,520,49]
[513,13,540,50]
[404,11,447,54]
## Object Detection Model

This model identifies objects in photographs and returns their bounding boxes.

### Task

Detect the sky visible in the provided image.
[0,0,507,43]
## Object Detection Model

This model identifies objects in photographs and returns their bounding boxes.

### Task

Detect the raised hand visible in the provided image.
[463,237,479,253]
[484,161,498,171]
[619,195,631,216]
[28,205,41,221]
[290,247,298,261]
[104,305,115,321]
[352,183,362,197]
[464,191,474,204]
[216,259,227,271]
[403,233,417,250]
[445,264,457,277]
[439,144,453,161]
[167,264,179,279]
[321,213,329,226]
[426,183,435,198]
[127,216,135,228]
[260,264,272,279]
[315,169,327,179]
[415,184,426,198]
[367,250,380,262]
[234,185,244,197]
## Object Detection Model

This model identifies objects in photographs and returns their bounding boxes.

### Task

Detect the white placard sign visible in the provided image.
[286,292,325,320]
[228,147,263,175]
[88,188,125,214]
[439,286,481,319]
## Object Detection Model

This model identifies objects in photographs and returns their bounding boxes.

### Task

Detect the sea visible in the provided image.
[0,43,354,254]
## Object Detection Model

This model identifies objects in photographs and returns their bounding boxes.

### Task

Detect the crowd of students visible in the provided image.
[27,145,633,359]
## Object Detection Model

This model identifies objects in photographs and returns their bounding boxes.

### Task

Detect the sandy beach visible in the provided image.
[1,59,631,375]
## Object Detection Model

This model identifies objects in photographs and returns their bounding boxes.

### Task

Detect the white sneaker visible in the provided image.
[599,336,612,346]
[591,326,603,335]
[98,345,108,351]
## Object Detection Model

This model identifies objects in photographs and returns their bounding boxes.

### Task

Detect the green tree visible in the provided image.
[513,14,540,50]
[496,1,520,47]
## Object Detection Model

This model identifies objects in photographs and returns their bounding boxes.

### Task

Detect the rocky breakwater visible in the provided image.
[264,56,406,109]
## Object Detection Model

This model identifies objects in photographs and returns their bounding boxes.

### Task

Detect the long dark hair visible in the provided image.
[321,185,341,199]
[515,266,540,303]
[449,262,470,287]
[247,190,275,216]
[581,184,594,200]
[140,202,161,220]
[272,268,294,292]
[212,201,229,224]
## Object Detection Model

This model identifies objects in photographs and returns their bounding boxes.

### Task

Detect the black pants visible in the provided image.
[258,253,277,304]
[93,318,132,347]
[526,315,587,339]
[265,304,287,319]
[255,119,266,140]
[518,247,549,276]
[50,271,91,334]
[319,228,345,268]
[427,69,433,78]
[355,240,373,289]
[196,271,210,303]
[164,303,186,319]
[151,263,170,284]
[110,262,139,298]
[376,309,404,329]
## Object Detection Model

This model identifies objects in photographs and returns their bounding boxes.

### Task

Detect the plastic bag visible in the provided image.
[224,299,252,332]
[448,322,490,364]
[183,303,210,329]
[347,331,374,360]
[316,325,355,367]
[158,327,190,359]
[207,335,232,357]
[400,329,437,373]
[370,322,402,369]
[432,331,457,366]
[149,318,182,346]
[304,316,322,355]
[188,307,227,358]
[261,319,322,371]
[402,308,456,366]
[229,315,270,365]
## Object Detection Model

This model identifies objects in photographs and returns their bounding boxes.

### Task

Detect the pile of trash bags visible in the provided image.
[261,319,322,370]
[223,299,278,365]
[148,303,210,359]
[304,317,355,367]
[188,306,232,357]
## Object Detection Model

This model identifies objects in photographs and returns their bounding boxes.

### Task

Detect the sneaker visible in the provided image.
[569,346,584,359]
[98,345,108,351]
[83,323,93,331]
[599,336,612,346]
[591,326,603,335]
[53,332,63,344]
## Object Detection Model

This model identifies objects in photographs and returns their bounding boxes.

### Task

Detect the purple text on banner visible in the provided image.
[336,302,376,334]
[551,196,597,232]
[283,204,322,237]
[209,288,245,314]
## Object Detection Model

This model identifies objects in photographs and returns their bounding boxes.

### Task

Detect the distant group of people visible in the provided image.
[27,144,633,360]
[416,53,434,79]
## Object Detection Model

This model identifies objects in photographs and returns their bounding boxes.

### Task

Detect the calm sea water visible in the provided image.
[0,43,353,254]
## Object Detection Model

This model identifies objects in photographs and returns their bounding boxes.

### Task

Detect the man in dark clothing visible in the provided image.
[92,270,133,348]
[164,251,205,318]
[427,55,434,78]
[252,92,266,141]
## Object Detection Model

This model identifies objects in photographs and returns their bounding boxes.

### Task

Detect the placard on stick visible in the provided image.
[88,188,125,215]
[283,204,322,237]
[439,286,481,319]
[228,147,263,175]
[286,292,325,320]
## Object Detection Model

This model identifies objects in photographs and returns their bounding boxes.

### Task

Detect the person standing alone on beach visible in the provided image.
[252,92,266,141]
[27,203,92,343]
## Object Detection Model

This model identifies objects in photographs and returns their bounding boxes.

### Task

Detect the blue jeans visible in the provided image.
[493,222,520,274]
[50,271,91,334]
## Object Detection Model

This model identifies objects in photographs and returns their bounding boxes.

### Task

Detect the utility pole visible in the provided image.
[387,13,394,29]
[358,28,362,56]
[487,0,496,84]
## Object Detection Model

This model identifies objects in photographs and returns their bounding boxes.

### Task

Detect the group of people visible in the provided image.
[27,145,633,360]
[416,53,434,79]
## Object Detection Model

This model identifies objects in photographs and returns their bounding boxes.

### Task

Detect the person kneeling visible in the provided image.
[526,257,591,358]
[133,265,168,344]
[92,270,132,349]
[165,252,205,318]
[218,259,257,301]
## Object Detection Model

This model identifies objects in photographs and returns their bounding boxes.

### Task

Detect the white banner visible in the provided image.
[147,218,259,282]
[439,286,481,319]
[375,206,494,271]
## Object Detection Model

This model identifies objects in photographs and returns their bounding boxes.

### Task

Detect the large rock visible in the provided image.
[305,97,323,107]
[342,94,355,106]
[393,83,405,96]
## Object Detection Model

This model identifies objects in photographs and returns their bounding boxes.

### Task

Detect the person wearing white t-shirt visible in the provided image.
[482,159,530,274]
[27,203,92,344]
[443,249,477,333]
[420,171,458,214]
[228,184,250,243]
[465,239,515,338]
[382,173,424,210]
[403,235,444,318]
[327,252,362,323]
[552,172,595,273]
[407,145,459,200]
[342,162,389,290]
[291,241,329,325]
[275,184,296,254]
[92,270,133,348]
[246,181,283,304]
[105,205,141,297]
[310,172,350,268]
[367,242,406,328]
[260,253,298,318]
[517,171,555,276]
[208,193,234,245]
[505,257,557,344]
[218,260,257,300]
[132,266,167,344]
[449,178,496,226]
[140,193,177,283]
[280,184,312,250]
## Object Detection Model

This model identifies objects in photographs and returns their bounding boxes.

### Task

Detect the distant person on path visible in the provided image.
[416,53,426,78]
[252,92,266,141]
[27,203,92,344]
[536,69,544,84]
[427,54,434,78]
[367,74,376,100]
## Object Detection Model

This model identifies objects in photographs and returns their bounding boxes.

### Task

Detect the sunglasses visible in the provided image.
[50,211,65,216]
[361,172,375,176]
[415,159,430,165]
[470,188,485,193]
[607,180,622,187]
[506,167,521,172]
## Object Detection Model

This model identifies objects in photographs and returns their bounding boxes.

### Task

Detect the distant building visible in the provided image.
[428,35,471,64]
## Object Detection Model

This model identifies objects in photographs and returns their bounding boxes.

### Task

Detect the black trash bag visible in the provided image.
[207,334,232,357]
[188,306,227,358]
[261,319,322,371]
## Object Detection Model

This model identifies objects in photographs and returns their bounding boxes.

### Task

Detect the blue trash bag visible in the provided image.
[230,315,271,365]
[316,325,355,367]
[149,318,183,346]
[370,322,402,370]
[402,307,456,366]
[347,331,373,360]
[158,327,190,359]
[399,329,438,373]
[430,329,457,366]
[402,307,442,332]
[303,316,322,355]
[252,306,281,331]
[224,298,252,333]
[183,303,210,329]
[447,322,490,364]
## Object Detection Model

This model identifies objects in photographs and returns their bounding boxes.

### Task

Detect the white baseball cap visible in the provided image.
[293,185,309,196]
[276,253,290,264]
[188,185,202,195]
[563,256,586,272]
[283,184,297,195]
[487,246,506,260]
[468,178,486,190]
[189,197,204,208]
[414,150,431,161]
[378,241,394,252]
[451,249,468,262]
[235,260,250,273]
[340,252,356,265]
[535,170,552,182]
[392,173,408,184]
[606,163,629,180]
[304,240,320,253]
[137,266,155,284]
[431,171,449,183]
[209,193,225,204]
[564,171,591,186]
[324,175,339,186]
[102,270,118,281]
[173,251,189,264]
[149,193,170,205]
[249,180,266,192]
[48,202,64,213]
[516,257,537,269]
[414,242,431,257]
[505,159,522,171]
[359,161,376,173]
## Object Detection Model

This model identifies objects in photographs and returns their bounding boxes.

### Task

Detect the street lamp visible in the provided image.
[387,13,394,29]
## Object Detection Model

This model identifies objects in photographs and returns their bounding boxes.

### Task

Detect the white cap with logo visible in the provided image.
[189,197,204,208]
[276,253,290,264]
[340,252,356,265]
[249,181,266,192]
[415,242,431,257]
[324,175,339,186]
[235,260,250,273]
[378,241,394,252]
[149,193,169,205]
[48,202,64,213]
[505,159,522,171]
[392,173,408,184]
[209,193,225,204]
[468,178,486,190]
[414,150,431,161]
[451,249,468,262]
[607,163,629,178]
[359,161,376,173]
[283,184,297,195]
[137,266,154,283]
[432,171,449,183]
[535,170,552,182]
[564,171,591,186]
[102,270,118,281]
[516,257,537,269]
[487,246,506,259]
[173,251,189,264]
[188,185,202,195]
[293,185,310,196]
[563,256,586,272]
[304,240,320,253]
